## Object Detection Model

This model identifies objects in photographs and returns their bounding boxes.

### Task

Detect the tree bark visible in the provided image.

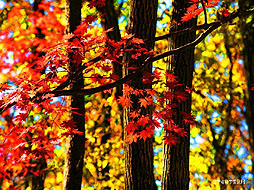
[162,0,196,189]
[97,0,122,87]
[96,2,123,188]
[63,0,85,190]
[240,0,254,177]
[123,1,158,190]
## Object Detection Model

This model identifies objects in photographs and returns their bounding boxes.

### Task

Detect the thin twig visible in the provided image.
[200,0,208,24]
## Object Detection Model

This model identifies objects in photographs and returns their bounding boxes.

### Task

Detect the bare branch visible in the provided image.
[200,0,208,24]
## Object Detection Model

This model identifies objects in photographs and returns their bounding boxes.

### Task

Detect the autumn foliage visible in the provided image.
[0,0,252,189]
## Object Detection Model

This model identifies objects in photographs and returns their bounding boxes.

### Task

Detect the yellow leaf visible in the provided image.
[56,172,63,184]
[86,163,97,177]
[102,160,108,169]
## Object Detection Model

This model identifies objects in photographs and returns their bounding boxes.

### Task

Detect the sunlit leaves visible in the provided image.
[190,10,248,188]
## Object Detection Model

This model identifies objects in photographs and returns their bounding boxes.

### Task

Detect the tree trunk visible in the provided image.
[63,0,85,190]
[240,0,254,177]
[97,0,122,87]
[96,2,123,188]
[97,0,123,128]
[123,1,158,190]
[162,0,196,189]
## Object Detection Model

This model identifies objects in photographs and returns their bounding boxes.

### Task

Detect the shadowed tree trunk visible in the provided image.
[240,0,254,178]
[162,0,196,189]
[97,0,122,89]
[97,0,123,128]
[63,0,85,189]
[123,1,158,190]
[96,2,124,188]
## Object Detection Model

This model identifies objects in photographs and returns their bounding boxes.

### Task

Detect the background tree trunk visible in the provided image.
[63,0,85,189]
[96,3,123,188]
[240,0,254,178]
[97,0,122,88]
[162,0,196,189]
[123,1,158,190]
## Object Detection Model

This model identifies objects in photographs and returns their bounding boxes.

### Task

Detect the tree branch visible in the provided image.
[200,0,208,24]
[0,9,245,114]
[49,14,234,97]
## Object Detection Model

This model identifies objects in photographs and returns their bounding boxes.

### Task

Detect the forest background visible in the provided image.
[0,0,253,189]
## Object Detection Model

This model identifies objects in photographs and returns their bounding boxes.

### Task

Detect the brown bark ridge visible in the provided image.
[63,0,85,190]
[162,0,197,190]
[123,1,158,190]
[240,0,254,177]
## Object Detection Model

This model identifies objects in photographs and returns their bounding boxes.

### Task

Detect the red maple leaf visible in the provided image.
[220,9,230,17]
[131,37,144,44]
[129,111,140,119]
[163,133,178,146]
[123,85,133,96]
[137,116,150,127]
[139,128,154,141]
[185,86,193,94]
[142,71,155,84]
[125,132,139,144]
[61,119,77,129]
[139,98,149,108]
[174,128,187,137]
[117,95,133,108]
[181,111,195,124]
[174,91,188,102]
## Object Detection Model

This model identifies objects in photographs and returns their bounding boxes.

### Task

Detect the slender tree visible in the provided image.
[63,0,85,189]
[123,1,158,190]
[162,0,197,189]
[96,0,122,96]
[240,0,254,177]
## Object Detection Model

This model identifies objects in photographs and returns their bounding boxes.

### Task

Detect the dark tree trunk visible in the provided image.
[123,1,158,190]
[240,0,254,177]
[162,0,196,190]
[63,0,85,190]
[97,0,123,129]
[97,0,122,87]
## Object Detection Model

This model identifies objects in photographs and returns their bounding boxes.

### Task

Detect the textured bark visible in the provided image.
[123,1,158,190]
[240,0,254,177]
[162,0,196,190]
[63,1,85,190]
[97,0,121,42]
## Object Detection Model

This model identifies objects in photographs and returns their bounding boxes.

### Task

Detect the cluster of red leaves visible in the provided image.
[0,0,197,182]
[0,4,157,181]
[87,0,106,8]
[0,0,67,182]
[181,0,220,22]
[119,72,194,146]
